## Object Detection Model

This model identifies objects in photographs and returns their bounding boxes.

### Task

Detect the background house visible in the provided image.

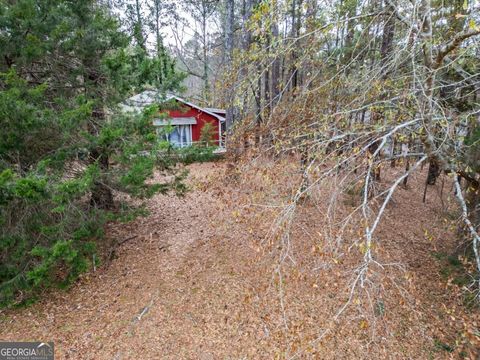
[122,91,225,148]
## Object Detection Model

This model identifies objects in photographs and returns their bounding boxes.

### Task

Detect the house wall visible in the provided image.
[162,105,220,145]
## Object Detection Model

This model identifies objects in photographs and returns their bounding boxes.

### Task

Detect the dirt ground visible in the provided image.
[0,159,479,359]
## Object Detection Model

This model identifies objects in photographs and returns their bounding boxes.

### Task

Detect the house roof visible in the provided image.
[121,90,225,122]
[204,108,226,115]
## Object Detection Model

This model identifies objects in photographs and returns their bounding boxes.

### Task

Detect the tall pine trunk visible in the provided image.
[224,0,235,132]
[87,69,113,209]
[270,0,280,110]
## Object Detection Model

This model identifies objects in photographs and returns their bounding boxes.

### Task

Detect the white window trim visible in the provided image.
[153,117,197,126]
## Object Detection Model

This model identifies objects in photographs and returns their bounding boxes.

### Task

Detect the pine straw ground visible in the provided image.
[1,157,479,359]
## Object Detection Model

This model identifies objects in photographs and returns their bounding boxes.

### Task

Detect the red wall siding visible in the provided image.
[161,104,220,145]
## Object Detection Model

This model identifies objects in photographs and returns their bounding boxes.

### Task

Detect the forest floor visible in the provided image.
[1,158,479,359]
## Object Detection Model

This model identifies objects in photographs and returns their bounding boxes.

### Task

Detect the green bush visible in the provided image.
[175,146,221,165]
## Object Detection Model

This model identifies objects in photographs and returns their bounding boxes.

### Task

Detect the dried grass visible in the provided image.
[0,159,478,359]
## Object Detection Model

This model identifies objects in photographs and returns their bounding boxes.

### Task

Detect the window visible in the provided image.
[154,117,196,147]
[165,125,192,147]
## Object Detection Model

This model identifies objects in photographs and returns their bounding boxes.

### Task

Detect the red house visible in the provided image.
[122,91,225,148]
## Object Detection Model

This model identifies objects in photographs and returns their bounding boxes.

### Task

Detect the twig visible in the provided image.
[453,174,480,286]
[117,235,138,246]
[107,235,138,265]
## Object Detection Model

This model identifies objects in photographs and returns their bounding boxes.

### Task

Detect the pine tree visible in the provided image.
[0,0,184,306]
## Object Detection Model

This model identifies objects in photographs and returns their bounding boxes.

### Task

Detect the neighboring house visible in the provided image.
[121,90,226,148]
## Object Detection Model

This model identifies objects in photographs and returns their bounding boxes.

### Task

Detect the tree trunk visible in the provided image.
[342,0,357,68]
[255,74,262,146]
[202,4,210,101]
[89,147,113,209]
[380,3,396,78]
[134,0,146,51]
[224,0,235,131]
[86,68,113,209]
[367,139,381,182]
[88,116,113,209]
[270,0,280,110]
[241,0,253,119]
[426,159,440,185]
[290,0,302,90]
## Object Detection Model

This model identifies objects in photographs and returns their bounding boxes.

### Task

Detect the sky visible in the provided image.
[114,0,220,51]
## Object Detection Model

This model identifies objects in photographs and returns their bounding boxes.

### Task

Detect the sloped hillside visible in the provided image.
[0,160,479,359]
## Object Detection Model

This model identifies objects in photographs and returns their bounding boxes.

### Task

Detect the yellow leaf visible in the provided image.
[469,19,477,30]
[359,319,368,329]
